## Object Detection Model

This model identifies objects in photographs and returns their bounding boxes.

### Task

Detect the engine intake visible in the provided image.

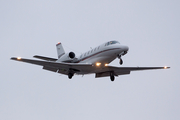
[57,52,76,62]
[69,52,75,58]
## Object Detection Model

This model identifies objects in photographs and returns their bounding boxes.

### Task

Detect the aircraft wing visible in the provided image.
[11,57,93,75]
[11,57,170,77]
[95,66,170,78]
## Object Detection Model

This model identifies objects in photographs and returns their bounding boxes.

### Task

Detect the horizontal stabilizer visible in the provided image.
[33,55,57,61]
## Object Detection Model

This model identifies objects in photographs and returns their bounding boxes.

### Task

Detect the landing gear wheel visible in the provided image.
[110,75,115,81]
[68,73,73,79]
[110,72,115,81]
[119,59,123,65]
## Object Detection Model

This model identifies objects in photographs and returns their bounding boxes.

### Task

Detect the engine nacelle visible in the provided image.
[58,52,76,62]
[69,52,75,59]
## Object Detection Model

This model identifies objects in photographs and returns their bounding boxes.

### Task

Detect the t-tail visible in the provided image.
[56,42,76,62]
[56,42,65,58]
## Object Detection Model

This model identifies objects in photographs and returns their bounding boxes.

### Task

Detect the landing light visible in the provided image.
[164,66,167,69]
[105,64,108,66]
[96,63,101,66]
[17,57,21,60]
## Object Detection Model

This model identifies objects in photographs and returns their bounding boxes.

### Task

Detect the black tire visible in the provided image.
[68,73,73,79]
[110,75,115,81]
[119,59,123,65]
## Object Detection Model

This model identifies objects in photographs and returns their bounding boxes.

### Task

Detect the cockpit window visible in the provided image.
[105,41,120,46]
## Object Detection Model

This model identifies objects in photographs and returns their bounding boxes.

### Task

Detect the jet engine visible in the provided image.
[69,52,75,59]
[58,52,76,62]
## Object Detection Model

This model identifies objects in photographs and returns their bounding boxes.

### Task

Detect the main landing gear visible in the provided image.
[110,72,115,82]
[67,68,79,79]
[68,73,74,79]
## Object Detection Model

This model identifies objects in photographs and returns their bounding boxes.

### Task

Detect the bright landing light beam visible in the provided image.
[96,63,101,66]
[17,57,22,60]
[164,66,168,69]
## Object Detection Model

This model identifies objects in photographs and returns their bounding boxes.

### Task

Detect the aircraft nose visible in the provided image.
[123,45,129,52]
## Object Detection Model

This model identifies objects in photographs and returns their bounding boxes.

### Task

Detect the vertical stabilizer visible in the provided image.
[56,42,65,58]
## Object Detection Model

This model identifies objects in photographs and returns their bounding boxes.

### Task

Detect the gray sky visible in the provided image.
[1,0,180,120]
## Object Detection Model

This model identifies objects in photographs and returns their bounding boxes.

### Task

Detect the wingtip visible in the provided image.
[164,66,170,69]
[10,57,22,60]
[11,57,16,60]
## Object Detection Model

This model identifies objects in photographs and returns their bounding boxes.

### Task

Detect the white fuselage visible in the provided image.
[76,41,129,66]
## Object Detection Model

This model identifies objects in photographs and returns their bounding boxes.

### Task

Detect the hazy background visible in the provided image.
[1,0,179,120]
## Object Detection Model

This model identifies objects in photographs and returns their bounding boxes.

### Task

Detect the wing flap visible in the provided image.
[43,66,58,72]
[95,71,110,78]
[95,70,130,78]
[58,68,69,75]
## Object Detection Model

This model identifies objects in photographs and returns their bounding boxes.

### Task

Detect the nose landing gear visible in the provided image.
[118,55,123,65]
[118,50,128,65]
[119,58,123,65]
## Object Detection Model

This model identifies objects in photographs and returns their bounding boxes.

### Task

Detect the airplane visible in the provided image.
[11,40,170,81]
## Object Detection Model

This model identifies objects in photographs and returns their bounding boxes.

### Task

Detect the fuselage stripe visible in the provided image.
[76,48,121,63]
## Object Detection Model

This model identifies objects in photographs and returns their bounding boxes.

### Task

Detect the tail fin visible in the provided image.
[56,42,65,58]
